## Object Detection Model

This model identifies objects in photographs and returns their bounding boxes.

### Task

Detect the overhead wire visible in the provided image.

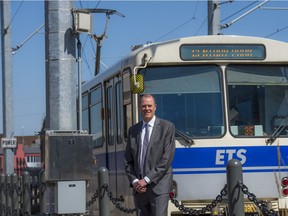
[155,16,197,42]
[78,0,111,75]
[260,3,288,38]
[265,25,288,38]
[76,33,94,79]
[154,0,200,42]
[77,0,102,78]
[5,0,24,31]
[221,0,258,22]
[194,16,208,36]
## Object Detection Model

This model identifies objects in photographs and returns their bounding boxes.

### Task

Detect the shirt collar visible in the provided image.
[143,115,156,128]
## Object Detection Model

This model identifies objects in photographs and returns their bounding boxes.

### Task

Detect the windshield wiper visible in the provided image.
[266,116,288,145]
[175,129,194,145]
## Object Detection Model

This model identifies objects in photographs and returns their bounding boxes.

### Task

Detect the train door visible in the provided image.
[104,74,124,200]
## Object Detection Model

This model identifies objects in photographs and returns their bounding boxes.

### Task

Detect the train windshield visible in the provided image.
[227,65,288,137]
[140,65,224,138]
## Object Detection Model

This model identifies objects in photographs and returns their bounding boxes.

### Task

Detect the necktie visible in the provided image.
[141,123,150,176]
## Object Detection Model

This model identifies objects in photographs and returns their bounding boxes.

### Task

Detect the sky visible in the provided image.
[1,0,288,136]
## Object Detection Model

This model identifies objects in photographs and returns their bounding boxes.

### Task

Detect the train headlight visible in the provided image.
[281,177,288,197]
[281,177,288,187]
[281,188,288,197]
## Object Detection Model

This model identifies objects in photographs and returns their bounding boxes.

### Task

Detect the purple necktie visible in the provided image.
[141,123,150,176]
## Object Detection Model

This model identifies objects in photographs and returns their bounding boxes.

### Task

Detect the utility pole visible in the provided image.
[1,0,15,174]
[208,0,221,35]
[45,0,76,131]
[44,0,76,214]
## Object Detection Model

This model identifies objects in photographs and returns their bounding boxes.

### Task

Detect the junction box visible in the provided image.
[44,130,93,181]
[44,130,93,214]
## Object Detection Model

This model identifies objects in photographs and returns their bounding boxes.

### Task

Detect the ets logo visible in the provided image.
[215,149,247,165]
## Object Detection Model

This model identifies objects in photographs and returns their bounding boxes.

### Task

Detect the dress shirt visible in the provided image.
[132,116,156,185]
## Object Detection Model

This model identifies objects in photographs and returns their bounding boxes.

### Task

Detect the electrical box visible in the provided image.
[56,181,86,214]
[76,11,93,33]
[44,130,93,181]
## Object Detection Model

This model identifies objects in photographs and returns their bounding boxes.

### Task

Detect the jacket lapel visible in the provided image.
[136,122,144,166]
[147,117,160,153]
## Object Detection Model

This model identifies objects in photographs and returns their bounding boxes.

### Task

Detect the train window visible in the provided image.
[123,71,131,104]
[90,86,103,148]
[227,65,288,137]
[123,71,132,139]
[140,65,224,138]
[107,86,114,145]
[82,93,89,132]
[115,81,123,144]
[124,104,132,140]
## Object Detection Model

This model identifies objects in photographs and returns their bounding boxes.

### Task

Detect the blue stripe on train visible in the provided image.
[172,145,288,172]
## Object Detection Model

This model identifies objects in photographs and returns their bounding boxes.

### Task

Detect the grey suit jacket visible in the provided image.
[124,117,175,195]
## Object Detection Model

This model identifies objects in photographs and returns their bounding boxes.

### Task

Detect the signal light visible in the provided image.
[169,191,175,198]
[281,188,288,197]
[281,177,288,187]
[281,177,288,197]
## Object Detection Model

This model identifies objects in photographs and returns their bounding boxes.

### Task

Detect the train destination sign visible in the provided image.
[180,44,266,60]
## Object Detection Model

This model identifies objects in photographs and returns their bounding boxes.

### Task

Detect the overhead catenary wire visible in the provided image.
[194,16,208,36]
[77,0,116,75]
[260,6,288,38]
[4,0,24,33]
[221,0,270,29]
[155,16,197,42]
[12,23,44,52]
[154,1,200,42]
[221,0,258,22]
[265,25,288,38]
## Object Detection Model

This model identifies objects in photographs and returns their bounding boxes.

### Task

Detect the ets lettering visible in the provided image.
[215,149,247,165]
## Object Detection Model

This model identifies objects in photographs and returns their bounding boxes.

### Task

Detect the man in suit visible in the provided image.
[124,94,175,216]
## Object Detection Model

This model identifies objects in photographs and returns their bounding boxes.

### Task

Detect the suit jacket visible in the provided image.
[124,117,175,195]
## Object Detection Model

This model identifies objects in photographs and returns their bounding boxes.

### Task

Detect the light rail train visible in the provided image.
[81,35,288,215]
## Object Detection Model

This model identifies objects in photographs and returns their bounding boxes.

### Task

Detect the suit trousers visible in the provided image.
[134,187,169,216]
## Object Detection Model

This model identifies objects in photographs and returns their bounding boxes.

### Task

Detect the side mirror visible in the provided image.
[130,74,144,94]
[130,54,151,94]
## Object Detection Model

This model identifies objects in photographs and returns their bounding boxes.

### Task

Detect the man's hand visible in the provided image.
[133,179,147,193]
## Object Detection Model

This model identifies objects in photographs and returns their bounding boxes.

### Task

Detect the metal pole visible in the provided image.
[11,174,19,216]
[95,38,102,76]
[98,167,109,216]
[45,0,76,131]
[45,1,76,213]
[22,171,31,215]
[0,174,5,215]
[1,0,15,175]
[77,39,82,130]
[226,159,245,216]
[208,0,221,35]
[39,171,46,215]
[5,174,11,216]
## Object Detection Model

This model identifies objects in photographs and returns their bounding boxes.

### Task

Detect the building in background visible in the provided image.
[0,135,41,175]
